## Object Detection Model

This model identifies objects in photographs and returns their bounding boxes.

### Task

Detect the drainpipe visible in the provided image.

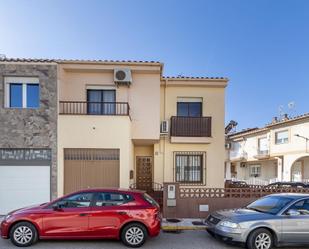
[162,78,168,183]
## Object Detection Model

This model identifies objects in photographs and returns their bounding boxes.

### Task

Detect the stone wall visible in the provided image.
[0,62,58,199]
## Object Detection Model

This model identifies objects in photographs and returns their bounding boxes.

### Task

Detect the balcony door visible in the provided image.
[177,102,202,117]
[87,89,116,115]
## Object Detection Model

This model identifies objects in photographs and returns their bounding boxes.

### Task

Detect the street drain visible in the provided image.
[192,221,204,226]
[166,218,181,223]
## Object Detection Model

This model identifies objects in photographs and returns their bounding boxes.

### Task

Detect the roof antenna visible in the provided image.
[288,101,296,118]
[278,105,285,120]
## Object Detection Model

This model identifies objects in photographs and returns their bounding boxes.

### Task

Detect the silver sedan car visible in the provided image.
[205,193,309,249]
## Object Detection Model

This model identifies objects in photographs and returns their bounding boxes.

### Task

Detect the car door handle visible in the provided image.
[79,213,88,217]
[117,211,127,215]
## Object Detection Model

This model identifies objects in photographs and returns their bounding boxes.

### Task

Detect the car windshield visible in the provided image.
[246,196,294,214]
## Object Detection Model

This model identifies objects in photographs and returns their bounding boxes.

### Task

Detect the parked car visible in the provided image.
[266,182,309,189]
[0,188,161,247]
[205,193,309,249]
[225,180,249,188]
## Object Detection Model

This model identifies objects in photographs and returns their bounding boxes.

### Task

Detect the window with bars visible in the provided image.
[175,153,204,183]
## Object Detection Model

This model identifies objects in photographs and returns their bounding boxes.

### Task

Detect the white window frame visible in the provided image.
[249,164,261,177]
[4,77,39,108]
[275,130,289,145]
[258,136,269,152]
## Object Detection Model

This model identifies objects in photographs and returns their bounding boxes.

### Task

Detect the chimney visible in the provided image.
[272,117,278,124]
[282,114,289,121]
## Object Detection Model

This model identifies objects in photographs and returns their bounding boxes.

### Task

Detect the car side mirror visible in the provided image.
[286,209,301,216]
[52,203,63,211]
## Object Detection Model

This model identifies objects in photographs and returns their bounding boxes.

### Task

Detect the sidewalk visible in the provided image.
[161,218,207,231]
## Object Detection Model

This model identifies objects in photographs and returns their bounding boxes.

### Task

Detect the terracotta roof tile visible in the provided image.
[0,57,161,64]
[229,113,309,138]
[265,112,309,127]
[162,76,228,80]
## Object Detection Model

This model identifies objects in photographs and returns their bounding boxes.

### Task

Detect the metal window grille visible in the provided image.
[173,151,206,185]
[64,148,119,160]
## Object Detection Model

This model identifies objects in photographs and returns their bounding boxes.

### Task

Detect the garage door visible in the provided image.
[64,148,120,194]
[0,149,51,215]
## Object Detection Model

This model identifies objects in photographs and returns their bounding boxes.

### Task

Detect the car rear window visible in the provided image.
[143,193,159,207]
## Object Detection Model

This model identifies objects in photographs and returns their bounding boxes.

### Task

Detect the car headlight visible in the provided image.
[4,214,12,221]
[219,220,239,229]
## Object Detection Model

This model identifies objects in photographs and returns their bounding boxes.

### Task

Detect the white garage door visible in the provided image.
[0,166,50,215]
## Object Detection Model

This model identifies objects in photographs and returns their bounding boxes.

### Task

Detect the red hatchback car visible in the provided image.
[1,188,161,247]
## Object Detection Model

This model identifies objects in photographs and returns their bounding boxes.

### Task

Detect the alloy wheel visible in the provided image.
[255,232,271,249]
[13,226,33,245]
[125,226,144,246]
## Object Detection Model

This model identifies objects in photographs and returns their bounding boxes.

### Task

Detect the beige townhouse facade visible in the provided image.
[226,114,309,185]
[57,59,228,196]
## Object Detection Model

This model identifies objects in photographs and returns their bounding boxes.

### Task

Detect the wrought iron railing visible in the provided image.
[129,182,163,192]
[59,101,130,116]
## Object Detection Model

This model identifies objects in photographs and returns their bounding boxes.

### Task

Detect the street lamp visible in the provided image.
[294,134,309,153]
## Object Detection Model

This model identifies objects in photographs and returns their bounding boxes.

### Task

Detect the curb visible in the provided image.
[162,225,207,231]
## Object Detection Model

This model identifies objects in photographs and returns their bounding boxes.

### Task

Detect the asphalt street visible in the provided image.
[0,230,304,249]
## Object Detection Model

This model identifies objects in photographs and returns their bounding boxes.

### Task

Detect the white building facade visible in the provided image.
[226,114,309,185]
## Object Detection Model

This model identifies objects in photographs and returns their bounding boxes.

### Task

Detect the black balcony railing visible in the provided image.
[170,116,212,137]
[59,101,130,116]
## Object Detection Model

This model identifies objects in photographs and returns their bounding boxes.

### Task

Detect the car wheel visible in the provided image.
[9,222,38,247]
[121,223,147,248]
[206,229,215,237]
[246,228,273,249]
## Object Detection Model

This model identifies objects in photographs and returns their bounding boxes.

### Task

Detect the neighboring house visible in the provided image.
[0,59,57,214]
[0,57,228,214]
[226,114,309,185]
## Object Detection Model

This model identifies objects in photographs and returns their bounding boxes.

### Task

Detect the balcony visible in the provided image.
[254,149,270,160]
[170,116,212,137]
[59,101,130,116]
[230,150,247,161]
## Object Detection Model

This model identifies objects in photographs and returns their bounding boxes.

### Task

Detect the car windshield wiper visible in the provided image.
[246,207,266,213]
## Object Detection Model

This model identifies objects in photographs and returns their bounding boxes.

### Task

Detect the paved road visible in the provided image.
[0,230,304,249]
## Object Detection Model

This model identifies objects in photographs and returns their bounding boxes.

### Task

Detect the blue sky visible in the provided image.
[1,0,308,130]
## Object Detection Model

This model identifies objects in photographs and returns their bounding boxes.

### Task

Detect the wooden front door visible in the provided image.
[136,156,153,191]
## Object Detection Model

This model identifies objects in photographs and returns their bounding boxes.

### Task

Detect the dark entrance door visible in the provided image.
[136,156,153,191]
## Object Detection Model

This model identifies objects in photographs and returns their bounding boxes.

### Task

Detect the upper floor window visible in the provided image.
[177,98,202,117]
[258,137,269,152]
[5,77,39,108]
[275,130,289,144]
[87,89,116,114]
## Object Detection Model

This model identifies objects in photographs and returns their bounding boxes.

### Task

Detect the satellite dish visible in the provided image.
[288,101,295,109]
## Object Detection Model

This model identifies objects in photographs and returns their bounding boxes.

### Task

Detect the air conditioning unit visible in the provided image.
[240,162,246,168]
[114,68,132,86]
[160,120,169,134]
